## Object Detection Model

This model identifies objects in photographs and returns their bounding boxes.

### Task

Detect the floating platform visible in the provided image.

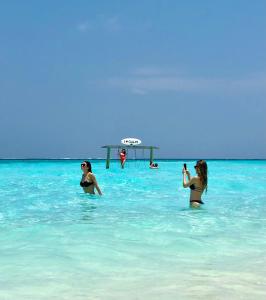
[101,145,159,169]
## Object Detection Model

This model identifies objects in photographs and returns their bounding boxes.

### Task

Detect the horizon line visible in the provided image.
[0,158,265,161]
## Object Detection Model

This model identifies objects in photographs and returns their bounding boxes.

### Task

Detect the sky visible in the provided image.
[0,0,265,159]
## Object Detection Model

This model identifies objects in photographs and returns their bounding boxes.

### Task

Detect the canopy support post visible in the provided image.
[106,147,111,169]
[150,147,154,164]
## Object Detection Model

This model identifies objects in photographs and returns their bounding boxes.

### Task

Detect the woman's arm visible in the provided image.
[182,169,195,188]
[95,184,102,195]
[90,174,102,195]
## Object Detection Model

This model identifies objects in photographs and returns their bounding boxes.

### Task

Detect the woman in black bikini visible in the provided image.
[80,161,102,195]
[182,160,208,208]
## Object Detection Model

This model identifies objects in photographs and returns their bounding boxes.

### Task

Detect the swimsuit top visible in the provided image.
[189,184,203,192]
[120,153,126,160]
[80,181,94,187]
[80,174,94,187]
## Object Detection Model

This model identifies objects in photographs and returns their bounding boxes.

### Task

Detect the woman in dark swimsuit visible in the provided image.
[80,161,102,195]
[182,160,208,208]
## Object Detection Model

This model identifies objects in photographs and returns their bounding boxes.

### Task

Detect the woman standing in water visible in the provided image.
[182,160,208,207]
[80,161,102,195]
[119,149,127,169]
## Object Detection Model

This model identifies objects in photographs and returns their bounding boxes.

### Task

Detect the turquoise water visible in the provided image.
[0,159,266,299]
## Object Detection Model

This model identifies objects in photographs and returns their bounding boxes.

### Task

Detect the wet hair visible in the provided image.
[122,149,126,154]
[196,160,208,192]
[83,161,92,172]
[154,163,158,167]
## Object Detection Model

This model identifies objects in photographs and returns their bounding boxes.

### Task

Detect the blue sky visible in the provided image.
[0,1,265,158]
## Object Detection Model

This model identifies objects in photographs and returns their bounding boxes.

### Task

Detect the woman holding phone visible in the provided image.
[182,160,208,207]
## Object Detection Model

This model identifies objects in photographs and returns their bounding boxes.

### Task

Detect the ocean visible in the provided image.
[0,159,266,299]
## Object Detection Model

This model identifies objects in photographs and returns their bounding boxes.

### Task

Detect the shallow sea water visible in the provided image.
[0,159,266,300]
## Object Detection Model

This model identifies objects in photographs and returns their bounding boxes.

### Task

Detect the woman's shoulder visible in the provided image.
[194,176,203,186]
[190,176,200,184]
[87,172,95,179]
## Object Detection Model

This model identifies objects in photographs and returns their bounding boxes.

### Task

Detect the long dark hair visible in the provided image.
[84,161,92,172]
[196,160,208,192]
